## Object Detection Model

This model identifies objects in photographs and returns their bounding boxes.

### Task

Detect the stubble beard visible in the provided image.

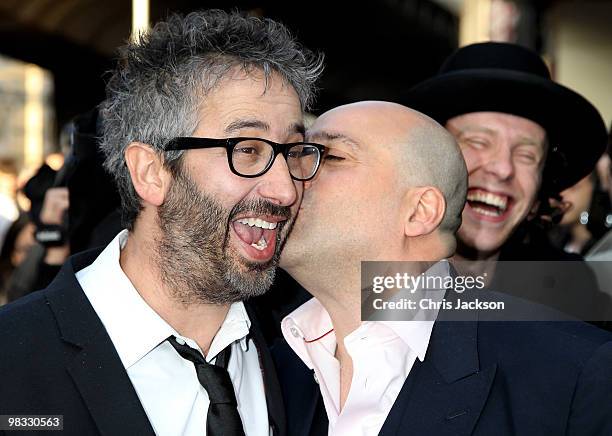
[154,167,294,305]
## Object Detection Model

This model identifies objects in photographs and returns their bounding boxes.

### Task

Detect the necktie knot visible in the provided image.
[168,337,207,365]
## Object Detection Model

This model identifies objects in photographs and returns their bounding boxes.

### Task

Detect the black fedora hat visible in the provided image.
[406,42,607,195]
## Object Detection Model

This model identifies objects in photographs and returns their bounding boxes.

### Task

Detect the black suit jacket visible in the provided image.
[0,249,286,436]
[273,292,612,436]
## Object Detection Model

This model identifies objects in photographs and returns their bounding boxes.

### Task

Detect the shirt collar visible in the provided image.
[380,260,449,361]
[207,301,251,360]
[281,298,335,369]
[281,260,450,364]
[77,230,251,368]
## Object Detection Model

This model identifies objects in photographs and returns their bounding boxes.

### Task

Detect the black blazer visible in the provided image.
[0,249,286,436]
[273,292,612,436]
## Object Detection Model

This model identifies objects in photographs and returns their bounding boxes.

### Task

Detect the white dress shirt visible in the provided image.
[76,230,269,436]
[281,261,449,436]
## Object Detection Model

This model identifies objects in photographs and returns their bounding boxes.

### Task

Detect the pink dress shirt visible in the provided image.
[281,291,441,436]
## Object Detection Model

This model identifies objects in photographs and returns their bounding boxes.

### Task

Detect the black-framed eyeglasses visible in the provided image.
[164,137,326,181]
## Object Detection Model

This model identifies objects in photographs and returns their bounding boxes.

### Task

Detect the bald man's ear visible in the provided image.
[124,142,170,207]
[402,187,446,238]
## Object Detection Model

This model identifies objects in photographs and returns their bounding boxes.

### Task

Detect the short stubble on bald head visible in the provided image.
[393,110,468,236]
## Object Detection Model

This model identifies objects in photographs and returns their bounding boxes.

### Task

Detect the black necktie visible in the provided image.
[167,336,246,436]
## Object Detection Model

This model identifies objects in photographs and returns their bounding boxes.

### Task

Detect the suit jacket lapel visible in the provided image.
[380,282,497,436]
[45,251,155,436]
[246,303,287,436]
[291,377,321,436]
[270,338,323,436]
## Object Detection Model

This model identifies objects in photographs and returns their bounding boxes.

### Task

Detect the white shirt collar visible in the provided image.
[281,260,450,364]
[76,230,251,369]
[379,260,449,360]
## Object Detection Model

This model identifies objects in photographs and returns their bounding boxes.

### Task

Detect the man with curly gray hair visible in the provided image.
[0,10,324,436]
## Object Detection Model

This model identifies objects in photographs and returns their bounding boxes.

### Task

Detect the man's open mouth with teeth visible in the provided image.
[466,188,513,220]
[230,214,287,262]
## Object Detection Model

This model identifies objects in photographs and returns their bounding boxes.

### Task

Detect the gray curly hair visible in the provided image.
[101,9,324,230]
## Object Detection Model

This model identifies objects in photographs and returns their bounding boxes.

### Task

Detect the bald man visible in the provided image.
[271,102,612,436]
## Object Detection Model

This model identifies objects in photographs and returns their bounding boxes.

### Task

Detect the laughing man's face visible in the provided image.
[155,69,304,304]
[446,111,547,256]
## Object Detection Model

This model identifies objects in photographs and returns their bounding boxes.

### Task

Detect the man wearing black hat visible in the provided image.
[408,42,612,323]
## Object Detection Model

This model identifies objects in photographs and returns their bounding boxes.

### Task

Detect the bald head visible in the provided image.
[309,101,467,235]
[281,101,467,290]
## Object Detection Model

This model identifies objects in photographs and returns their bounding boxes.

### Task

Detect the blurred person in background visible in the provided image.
[588,123,612,258]
[548,172,610,256]
[5,108,125,303]
[587,124,612,298]
[594,122,612,208]
[4,164,71,302]
[408,41,612,325]
[0,159,19,252]
[0,213,35,305]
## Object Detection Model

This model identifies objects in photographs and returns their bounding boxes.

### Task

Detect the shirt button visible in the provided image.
[290,327,301,338]
[175,337,186,345]
[313,372,319,384]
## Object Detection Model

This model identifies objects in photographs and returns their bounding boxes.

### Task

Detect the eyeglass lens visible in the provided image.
[231,139,319,180]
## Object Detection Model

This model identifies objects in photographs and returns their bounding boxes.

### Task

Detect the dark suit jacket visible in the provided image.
[273,292,612,436]
[0,249,286,436]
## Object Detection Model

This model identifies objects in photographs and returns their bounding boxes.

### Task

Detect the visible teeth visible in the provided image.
[466,190,508,211]
[471,206,502,217]
[236,218,278,229]
[251,235,268,251]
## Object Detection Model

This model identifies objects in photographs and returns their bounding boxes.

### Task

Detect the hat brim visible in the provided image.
[406,69,607,193]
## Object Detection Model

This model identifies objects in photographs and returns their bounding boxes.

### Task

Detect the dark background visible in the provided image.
[0,0,565,138]
[0,0,459,132]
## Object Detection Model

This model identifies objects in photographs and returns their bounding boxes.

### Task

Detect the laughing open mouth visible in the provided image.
[466,188,512,218]
[229,215,287,263]
[233,217,279,250]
